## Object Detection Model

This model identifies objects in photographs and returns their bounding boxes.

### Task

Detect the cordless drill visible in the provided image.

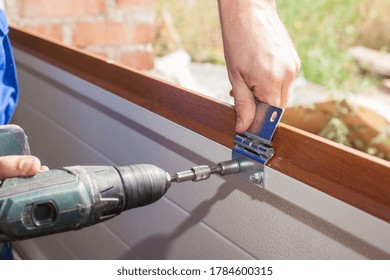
[0,125,253,242]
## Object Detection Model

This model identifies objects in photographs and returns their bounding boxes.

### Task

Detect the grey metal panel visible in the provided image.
[11,49,390,259]
[15,235,77,260]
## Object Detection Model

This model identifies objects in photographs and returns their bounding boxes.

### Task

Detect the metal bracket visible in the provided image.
[232,101,283,187]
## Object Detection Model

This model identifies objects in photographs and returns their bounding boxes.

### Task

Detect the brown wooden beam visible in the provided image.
[9,27,390,223]
[272,124,390,223]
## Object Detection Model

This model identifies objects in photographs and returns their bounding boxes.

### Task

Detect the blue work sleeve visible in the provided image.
[0,9,18,125]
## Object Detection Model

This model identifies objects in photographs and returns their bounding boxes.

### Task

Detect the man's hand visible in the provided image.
[218,0,300,132]
[0,155,49,180]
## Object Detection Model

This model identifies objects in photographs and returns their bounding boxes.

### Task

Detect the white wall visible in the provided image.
[11,49,390,259]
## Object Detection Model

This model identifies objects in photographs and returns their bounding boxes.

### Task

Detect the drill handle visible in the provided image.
[0,124,31,157]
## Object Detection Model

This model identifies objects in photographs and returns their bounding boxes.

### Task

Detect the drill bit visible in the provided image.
[170,159,255,183]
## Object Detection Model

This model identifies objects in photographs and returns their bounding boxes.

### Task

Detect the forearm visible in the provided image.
[217,0,276,8]
[217,0,300,132]
[217,0,289,67]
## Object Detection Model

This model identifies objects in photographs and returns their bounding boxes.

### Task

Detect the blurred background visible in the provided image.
[5,0,390,160]
[154,0,389,91]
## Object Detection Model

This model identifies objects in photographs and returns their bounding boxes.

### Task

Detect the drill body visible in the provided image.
[0,164,171,242]
[0,125,171,242]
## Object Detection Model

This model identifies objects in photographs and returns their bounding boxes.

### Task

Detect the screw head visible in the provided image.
[249,170,263,185]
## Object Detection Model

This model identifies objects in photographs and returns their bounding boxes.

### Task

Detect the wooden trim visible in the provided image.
[10,27,236,149]
[272,125,390,223]
[9,27,390,223]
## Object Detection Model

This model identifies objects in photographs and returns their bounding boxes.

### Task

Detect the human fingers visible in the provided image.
[0,155,45,180]
[255,52,300,108]
[231,80,256,133]
[280,64,297,108]
[281,48,301,107]
[40,165,50,172]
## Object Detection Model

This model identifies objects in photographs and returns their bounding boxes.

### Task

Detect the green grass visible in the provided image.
[154,0,388,92]
[276,0,375,91]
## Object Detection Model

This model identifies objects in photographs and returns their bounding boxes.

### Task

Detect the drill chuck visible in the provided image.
[170,159,255,183]
[116,164,171,210]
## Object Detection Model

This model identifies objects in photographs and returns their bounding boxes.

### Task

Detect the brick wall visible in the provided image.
[5,0,155,70]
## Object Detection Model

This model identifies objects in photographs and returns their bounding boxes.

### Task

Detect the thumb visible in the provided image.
[231,83,256,133]
[0,155,44,180]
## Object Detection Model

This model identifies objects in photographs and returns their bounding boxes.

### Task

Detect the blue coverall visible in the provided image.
[0,8,20,260]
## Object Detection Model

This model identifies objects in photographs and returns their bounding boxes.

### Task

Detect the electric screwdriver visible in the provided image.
[0,125,253,242]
